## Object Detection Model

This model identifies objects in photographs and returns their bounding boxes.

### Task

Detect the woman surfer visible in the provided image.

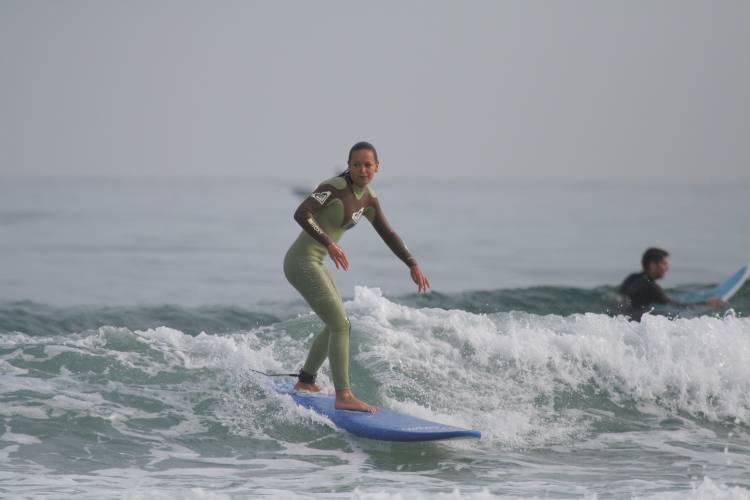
[283,142,430,412]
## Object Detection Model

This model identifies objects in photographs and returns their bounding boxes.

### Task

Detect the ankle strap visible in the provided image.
[298,370,316,384]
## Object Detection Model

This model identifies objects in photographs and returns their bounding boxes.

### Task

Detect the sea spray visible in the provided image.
[347,287,750,444]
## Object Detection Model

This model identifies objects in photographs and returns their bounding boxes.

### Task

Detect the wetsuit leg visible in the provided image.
[284,255,351,390]
[300,326,329,376]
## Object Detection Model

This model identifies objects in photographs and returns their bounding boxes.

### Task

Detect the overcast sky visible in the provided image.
[1,1,748,183]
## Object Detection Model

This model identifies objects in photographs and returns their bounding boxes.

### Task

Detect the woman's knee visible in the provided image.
[328,316,351,337]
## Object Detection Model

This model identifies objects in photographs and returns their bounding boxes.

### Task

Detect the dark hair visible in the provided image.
[641,247,669,270]
[347,141,378,164]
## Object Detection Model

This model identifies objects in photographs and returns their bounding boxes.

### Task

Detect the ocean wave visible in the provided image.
[401,282,749,317]
[2,288,749,447]
[346,287,750,442]
[2,287,750,497]
[0,301,281,337]
[3,279,746,339]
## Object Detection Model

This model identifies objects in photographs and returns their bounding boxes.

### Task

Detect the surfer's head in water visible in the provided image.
[345,141,379,188]
[641,247,669,280]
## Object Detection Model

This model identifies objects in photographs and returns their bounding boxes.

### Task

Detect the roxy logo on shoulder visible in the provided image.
[311,191,331,205]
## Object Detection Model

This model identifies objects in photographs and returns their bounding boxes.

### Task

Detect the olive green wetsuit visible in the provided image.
[283,173,417,390]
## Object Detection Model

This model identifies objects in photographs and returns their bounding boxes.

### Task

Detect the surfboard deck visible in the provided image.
[674,264,750,305]
[274,381,481,442]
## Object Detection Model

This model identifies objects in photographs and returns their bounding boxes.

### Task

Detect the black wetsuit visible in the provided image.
[619,272,673,320]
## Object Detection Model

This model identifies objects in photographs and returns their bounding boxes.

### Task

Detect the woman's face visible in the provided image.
[348,149,379,187]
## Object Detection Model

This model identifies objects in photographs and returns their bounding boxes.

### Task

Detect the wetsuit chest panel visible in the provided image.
[340,193,370,230]
[290,174,415,267]
[325,179,372,231]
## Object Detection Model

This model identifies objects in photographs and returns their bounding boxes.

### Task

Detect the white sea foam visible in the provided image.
[0,357,28,375]
[0,444,20,461]
[350,489,498,500]
[633,477,750,500]
[346,286,750,447]
[123,490,232,500]
[1,291,749,499]
[1,428,42,444]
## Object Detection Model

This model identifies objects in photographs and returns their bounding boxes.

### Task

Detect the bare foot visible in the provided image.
[294,381,321,392]
[335,389,377,412]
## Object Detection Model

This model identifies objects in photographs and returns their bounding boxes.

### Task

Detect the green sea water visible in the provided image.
[1,178,749,498]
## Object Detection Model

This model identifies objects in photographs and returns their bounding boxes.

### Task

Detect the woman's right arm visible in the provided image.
[293,187,350,270]
[293,186,334,247]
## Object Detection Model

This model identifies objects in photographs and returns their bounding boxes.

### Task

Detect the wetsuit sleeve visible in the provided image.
[293,185,335,247]
[647,283,691,308]
[366,197,417,268]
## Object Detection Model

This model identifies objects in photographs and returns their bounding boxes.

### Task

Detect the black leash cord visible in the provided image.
[249,368,299,379]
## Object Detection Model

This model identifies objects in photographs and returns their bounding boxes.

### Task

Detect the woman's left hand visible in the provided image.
[410,265,430,294]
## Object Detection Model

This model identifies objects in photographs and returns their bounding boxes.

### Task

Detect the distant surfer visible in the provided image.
[619,247,723,320]
[284,142,430,412]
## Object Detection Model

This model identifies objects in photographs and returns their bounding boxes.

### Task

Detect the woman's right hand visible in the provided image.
[327,243,349,271]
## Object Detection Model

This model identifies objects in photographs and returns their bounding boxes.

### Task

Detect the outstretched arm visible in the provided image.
[369,198,430,293]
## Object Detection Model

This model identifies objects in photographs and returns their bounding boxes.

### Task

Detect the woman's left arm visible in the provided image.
[368,198,430,293]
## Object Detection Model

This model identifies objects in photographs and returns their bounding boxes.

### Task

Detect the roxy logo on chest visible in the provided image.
[351,207,364,223]
[343,207,365,229]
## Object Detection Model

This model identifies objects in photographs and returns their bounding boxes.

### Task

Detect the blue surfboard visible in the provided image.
[274,381,481,442]
[674,264,750,305]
